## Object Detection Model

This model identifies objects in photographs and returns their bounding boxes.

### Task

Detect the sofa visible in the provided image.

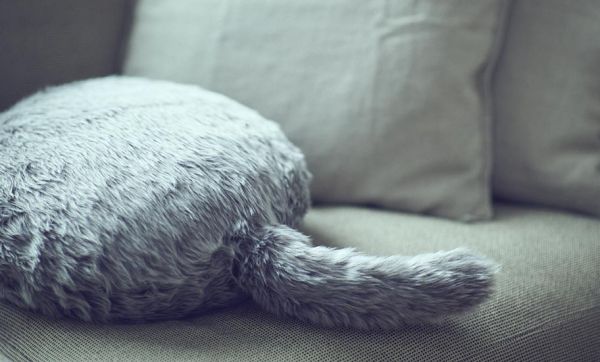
[1,1,599,361]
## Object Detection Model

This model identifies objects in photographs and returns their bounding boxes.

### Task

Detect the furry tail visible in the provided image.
[234,224,498,330]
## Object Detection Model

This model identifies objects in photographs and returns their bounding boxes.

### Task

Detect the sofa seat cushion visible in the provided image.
[1,204,599,361]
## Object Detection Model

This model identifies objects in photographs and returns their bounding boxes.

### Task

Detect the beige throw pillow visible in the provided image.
[124,0,509,221]
[493,0,600,217]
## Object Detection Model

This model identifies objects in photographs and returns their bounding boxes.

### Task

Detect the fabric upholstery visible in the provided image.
[123,0,510,221]
[0,0,133,111]
[493,0,600,217]
[2,204,599,361]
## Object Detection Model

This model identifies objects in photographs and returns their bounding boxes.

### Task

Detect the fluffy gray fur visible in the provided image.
[0,77,497,330]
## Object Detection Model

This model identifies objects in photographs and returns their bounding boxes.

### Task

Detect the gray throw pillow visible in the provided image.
[123,0,511,221]
[493,0,600,217]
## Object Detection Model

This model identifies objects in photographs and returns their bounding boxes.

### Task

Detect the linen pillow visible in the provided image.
[493,0,600,217]
[124,0,509,221]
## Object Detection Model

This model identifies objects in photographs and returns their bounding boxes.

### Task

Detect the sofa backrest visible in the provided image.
[0,0,133,111]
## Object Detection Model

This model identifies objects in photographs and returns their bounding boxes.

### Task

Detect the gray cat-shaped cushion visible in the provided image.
[0,77,496,330]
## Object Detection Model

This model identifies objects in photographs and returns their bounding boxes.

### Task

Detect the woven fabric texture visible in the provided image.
[1,204,599,361]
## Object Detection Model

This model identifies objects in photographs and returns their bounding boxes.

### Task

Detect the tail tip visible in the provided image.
[428,248,500,313]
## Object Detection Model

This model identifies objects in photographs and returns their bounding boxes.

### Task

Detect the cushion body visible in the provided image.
[0,76,310,323]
